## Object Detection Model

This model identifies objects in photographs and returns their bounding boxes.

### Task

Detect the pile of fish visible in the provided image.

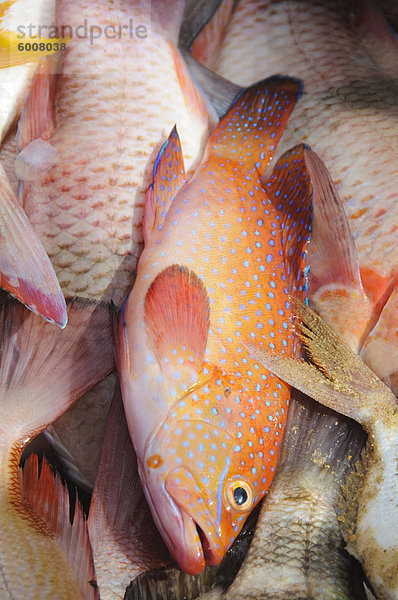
[0,0,396,598]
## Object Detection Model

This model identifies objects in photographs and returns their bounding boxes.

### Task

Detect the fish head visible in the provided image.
[140,368,268,575]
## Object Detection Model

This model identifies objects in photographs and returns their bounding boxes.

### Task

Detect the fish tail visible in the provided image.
[0,298,114,449]
[279,391,366,484]
[208,75,302,168]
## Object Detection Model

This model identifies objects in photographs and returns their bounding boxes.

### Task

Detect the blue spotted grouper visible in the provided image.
[115,76,313,573]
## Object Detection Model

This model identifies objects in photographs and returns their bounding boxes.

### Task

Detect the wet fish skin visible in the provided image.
[116,79,312,574]
[212,0,398,288]
[209,393,366,600]
[15,0,216,488]
[248,299,398,600]
[0,297,114,598]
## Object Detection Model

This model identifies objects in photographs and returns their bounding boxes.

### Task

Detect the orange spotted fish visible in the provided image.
[116,77,312,574]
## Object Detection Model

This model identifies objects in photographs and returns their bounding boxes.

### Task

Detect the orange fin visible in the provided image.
[144,265,210,368]
[303,148,373,350]
[144,126,186,243]
[189,0,235,68]
[360,279,398,395]
[88,383,171,597]
[21,454,99,600]
[0,162,67,327]
[0,297,114,441]
[17,56,58,150]
[209,75,302,169]
[264,144,312,299]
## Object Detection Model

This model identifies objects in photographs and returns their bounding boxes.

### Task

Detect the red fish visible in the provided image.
[116,77,312,574]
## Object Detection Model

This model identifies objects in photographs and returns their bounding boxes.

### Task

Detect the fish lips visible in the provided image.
[140,461,206,575]
[165,466,226,571]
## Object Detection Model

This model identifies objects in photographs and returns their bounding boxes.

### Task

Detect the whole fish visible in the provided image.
[249,299,398,600]
[11,0,217,487]
[116,77,312,574]
[204,0,398,368]
[0,297,114,598]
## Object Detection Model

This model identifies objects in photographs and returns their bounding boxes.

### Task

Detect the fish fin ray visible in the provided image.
[279,391,365,480]
[17,56,58,150]
[264,143,312,300]
[144,264,209,368]
[182,51,241,118]
[20,454,99,600]
[303,148,373,350]
[246,298,396,427]
[186,0,235,66]
[0,298,114,441]
[0,162,67,327]
[209,75,302,168]
[360,279,398,395]
[144,126,186,240]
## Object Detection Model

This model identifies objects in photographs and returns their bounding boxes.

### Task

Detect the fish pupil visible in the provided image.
[234,486,248,506]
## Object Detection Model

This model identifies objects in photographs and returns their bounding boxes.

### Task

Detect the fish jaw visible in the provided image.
[137,458,206,575]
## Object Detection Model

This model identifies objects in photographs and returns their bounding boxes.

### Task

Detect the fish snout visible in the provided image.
[165,467,226,571]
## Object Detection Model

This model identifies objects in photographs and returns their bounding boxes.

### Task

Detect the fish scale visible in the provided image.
[12,0,215,487]
[117,77,312,574]
[212,0,398,282]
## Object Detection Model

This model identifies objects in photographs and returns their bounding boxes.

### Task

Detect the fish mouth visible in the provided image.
[165,467,225,571]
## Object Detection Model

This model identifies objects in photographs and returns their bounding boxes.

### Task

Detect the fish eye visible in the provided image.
[225,479,254,512]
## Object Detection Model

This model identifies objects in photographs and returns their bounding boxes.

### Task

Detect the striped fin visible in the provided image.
[21,454,99,600]
[0,297,114,441]
[303,148,373,351]
[144,265,210,368]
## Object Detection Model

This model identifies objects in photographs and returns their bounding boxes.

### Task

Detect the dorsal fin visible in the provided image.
[20,454,99,600]
[144,265,209,368]
[303,148,373,351]
[143,126,186,243]
[264,143,312,299]
[208,75,302,169]
[0,162,67,327]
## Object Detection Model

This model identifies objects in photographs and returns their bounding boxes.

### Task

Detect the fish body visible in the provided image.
[250,299,398,600]
[16,0,215,486]
[210,0,398,328]
[116,78,312,574]
[210,393,365,600]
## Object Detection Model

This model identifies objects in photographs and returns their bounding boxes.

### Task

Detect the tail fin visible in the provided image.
[0,297,114,444]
